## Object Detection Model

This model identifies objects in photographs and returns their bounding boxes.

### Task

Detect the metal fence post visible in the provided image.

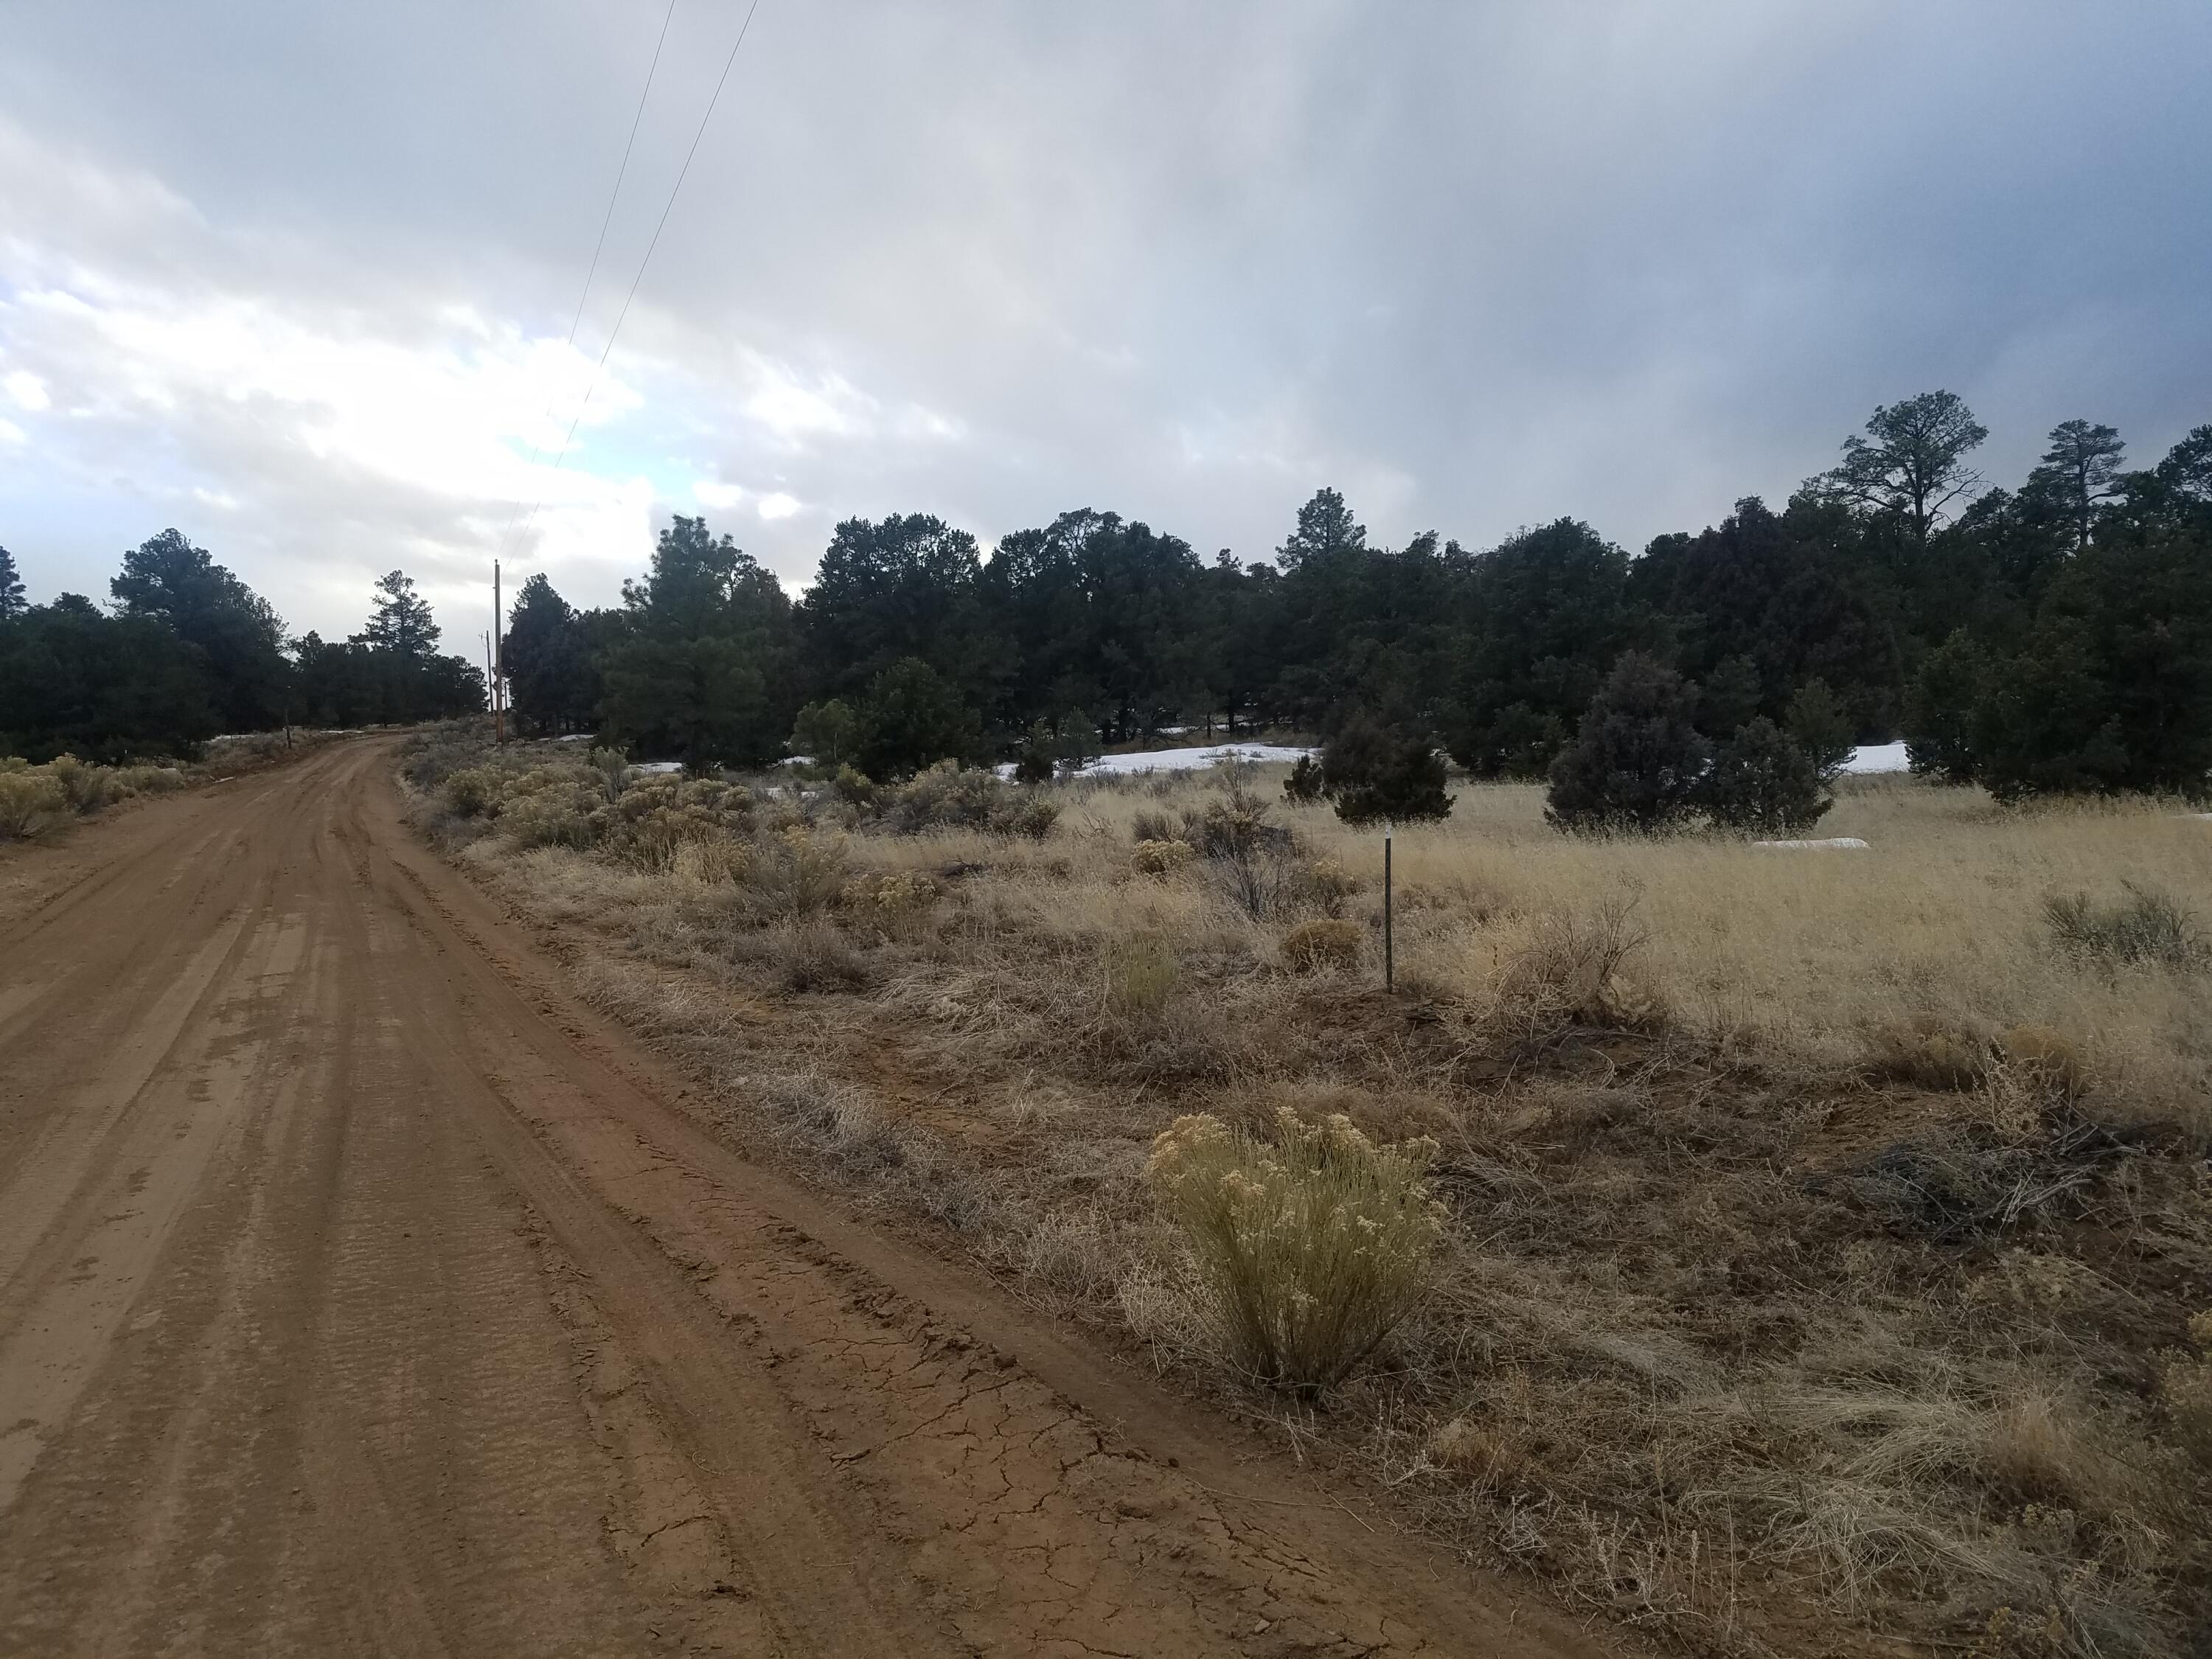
[1383,822,1394,993]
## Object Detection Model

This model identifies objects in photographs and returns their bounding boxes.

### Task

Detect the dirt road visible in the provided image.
[0,740,1610,1658]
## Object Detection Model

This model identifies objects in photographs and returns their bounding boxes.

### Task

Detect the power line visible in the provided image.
[495,0,681,566]
[512,0,766,557]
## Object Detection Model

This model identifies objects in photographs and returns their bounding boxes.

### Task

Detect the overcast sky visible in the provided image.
[2,1,2208,644]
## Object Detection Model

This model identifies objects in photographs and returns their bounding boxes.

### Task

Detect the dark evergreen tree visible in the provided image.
[1056,709,1102,770]
[502,574,601,735]
[857,657,980,779]
[1785,678,1856,781]
[296,569,487,726]
[1319,712,1452,825]
[0,596,218,761]
[791,698,862,769]
[109,529,290,732]
[359,570,439,659]
[598,517,796,768]
[1702,717,1830,834]
[2023,420,2126,551]
[1903,631,1993,785]
[0,545,25,620]
[1982,505,2212,799]
[1012,720,1057,785]
[1282,753,1324,804]
[1969,619,2132,801]
[975,509,1206,742]
[1825,391,1989,546]
[1449,519,1632,778]
[799,514,1000,710]
[1696,654,1764,738]
[1545,653,1710,834]
[2146,423,2212,508]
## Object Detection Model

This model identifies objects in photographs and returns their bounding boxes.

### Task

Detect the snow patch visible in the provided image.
[1076,743,1315,776]
[1753,837,1870,850]
[1842,741,1909,774]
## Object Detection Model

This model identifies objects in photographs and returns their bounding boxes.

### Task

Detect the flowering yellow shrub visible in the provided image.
[1132,838,1196,876]
[1144,1106,1443,1392]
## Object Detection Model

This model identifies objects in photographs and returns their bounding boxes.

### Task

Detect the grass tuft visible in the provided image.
[2043,881,2207,971]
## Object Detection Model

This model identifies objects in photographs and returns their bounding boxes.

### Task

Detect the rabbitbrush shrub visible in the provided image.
[44,754,119,815]
[1144,1107,1443,1393]
[0,769,66,838]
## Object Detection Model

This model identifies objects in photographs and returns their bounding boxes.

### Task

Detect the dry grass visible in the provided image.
[407,737,2212,1658]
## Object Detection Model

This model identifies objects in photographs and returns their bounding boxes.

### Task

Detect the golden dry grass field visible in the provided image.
[409,729,2212,1659]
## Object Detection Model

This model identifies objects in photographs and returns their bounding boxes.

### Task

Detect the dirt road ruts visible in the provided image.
[0,738,1615,1658]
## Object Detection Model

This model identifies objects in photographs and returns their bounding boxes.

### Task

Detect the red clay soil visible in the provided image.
[0,737,1626,1658]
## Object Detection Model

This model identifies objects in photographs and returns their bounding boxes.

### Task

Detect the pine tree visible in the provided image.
[1903,631,1991,785]
[360,571,439,660]
[0,544,24,619]
[110,529,291,731]
[597,518,796,768]
[858,658,980,779]
[791,698,861,768]
[1321,711,1452,826]
[1826,391,1989,545]
[1696,654,1764,737]
[1545,653,1710,834]
[503,574,597,735]
[1703,717,1830,834]
[1786,678,1857,781]
[2024,420,2126,551]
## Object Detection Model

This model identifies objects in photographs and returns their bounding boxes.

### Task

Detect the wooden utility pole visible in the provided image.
[493,560,505,744]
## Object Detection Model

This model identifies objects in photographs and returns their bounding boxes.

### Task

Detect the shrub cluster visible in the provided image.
[0,752,190,841]
[1547,654,1833,835]
[1131,786,1361,921]
[439,759,758,866]
[869,760,1059,840]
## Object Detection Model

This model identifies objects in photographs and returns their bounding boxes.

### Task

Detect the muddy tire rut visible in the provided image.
[0,740,1615,1658]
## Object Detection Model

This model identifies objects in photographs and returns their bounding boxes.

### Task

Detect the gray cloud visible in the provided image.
[2,0,2207,640]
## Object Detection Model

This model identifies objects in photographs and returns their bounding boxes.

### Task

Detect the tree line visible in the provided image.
[6,392,2205,798]
[0,534,485,761]
[500,392,2211,799]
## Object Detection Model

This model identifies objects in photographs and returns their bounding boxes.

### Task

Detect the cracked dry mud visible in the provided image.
[0,738,1617,1658]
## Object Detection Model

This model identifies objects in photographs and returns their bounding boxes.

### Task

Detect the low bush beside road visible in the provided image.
[0,730,356,845]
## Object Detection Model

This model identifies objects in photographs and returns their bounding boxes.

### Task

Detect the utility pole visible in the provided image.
[493,560,505,744]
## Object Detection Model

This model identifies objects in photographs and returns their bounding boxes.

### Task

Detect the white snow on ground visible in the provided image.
[629,760,684,776]
[1842,740,1910,774]
[1075,743,1315,776]
[1754,837,1870,850]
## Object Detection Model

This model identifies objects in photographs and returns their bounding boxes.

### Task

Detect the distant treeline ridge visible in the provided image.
[3,392,2208,798]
